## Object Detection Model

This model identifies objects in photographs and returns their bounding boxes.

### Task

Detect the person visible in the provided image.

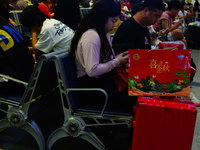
[0,0,17,27]
[109,18,122,35]
[11,0,28,10]
[0,16,34,94]
[155,28,196,84]
[38,0,54,18]
[170,28,187,47]
[150,32,160,49]
[120,0,132,19]
[175,2,188,33]
[31,0,42,6]
[193,0,200,18]
[54,0,81,31]
[130,1,143,16]
[185,3,194,25]
[153,1,183,38]
[70,0,135,112]
[112,0,165,55]
[170,29,196,83]
[0,15,31,120]
[20,5,74,55]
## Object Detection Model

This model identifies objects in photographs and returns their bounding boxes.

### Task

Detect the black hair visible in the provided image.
[167,0,182,11]
[180,2,187,11]
[130,0,144,5]
[181,2,186,6]
[138,0,165,12]
[31,0,42,7]
[20,5,47,28]
[71,0,121,62]
[131,2,143,16]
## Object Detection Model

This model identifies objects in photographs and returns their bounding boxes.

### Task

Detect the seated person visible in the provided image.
[159,29,187,49]
[38,0,54,18]
[175,2,189,33]
[150,32,161,49]
[160,29,196,83]
[171,29,196,83]
[11,0,28,10]
[112,0,165,55]
[0,16,34,94]
[0,0,18,27]
[170,28,187,48]
[20,5,74,56]
[153,1,184,41]
[109,18,122,35]
[71,0,136,113]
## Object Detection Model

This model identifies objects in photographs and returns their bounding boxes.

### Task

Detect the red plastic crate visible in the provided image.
[131,97,197,150]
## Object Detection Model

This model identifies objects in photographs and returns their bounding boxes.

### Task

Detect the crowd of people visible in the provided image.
[1,0,200,114]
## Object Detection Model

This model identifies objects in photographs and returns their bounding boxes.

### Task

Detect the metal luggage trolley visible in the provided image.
[47,51,133,150]
[0,50,68,150]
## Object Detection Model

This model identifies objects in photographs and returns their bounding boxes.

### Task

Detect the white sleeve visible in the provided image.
[35,30,54,53]
[81,31,120,77]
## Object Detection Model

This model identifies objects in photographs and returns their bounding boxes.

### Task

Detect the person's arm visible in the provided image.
[176,15,186,20]
[82,42,119,77]
[31,25,43,53]
[80,31,127,77]
[31,30,39,53]
[167,20,183,33]
[8,18,17,27]
[160,19,169,30]
[161,19,183,33]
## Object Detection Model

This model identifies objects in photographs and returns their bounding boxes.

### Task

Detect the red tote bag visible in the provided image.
[113,67,128,92]
[128,49,191,96]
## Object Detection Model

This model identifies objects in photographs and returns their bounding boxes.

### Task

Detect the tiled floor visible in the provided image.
[0,49,200,150]
[191,49,200,150]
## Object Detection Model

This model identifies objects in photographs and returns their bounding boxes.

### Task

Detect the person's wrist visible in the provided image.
[112,58,120,67]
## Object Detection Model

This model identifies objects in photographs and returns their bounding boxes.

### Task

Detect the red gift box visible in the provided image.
[158,42,184,49]
[128,49,191,96]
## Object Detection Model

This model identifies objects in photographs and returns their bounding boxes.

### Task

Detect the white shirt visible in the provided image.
[177,10,188,32]
[75,29,120,78]
[178,10,188,19]
[35,19,74,53]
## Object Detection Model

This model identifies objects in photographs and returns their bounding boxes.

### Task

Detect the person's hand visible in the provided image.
[51,13,54,18]
[28,47,37,53]
[116,51,128,66]
[156,27,170,36]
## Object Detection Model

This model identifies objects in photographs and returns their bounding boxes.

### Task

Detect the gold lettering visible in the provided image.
[149,59,170,73]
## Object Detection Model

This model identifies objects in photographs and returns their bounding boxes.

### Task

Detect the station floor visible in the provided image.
[191,49,200,150]
[0,49,200,150]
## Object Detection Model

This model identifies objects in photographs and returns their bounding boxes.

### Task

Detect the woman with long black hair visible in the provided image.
[71,0,136,113]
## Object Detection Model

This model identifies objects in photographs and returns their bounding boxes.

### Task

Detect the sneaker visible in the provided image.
[190,92,200,107]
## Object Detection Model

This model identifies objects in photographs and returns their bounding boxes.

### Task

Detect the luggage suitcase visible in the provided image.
[131,97,197,150]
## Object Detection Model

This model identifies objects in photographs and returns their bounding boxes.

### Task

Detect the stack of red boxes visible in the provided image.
[128,49,197,150]
[131,96,197,150]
